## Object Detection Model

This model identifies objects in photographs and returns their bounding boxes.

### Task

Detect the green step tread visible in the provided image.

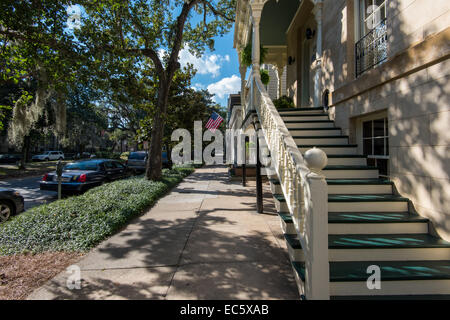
[326,155,366,158]
[282,113,327,117]
[278,107,324,112]
[328,212,428,224]
[326,179,391,185]
[276,194,408,202]
[324,166,377,170]
[331,295,450,300]
[286,120,334,123]
[285,233,450,249]
[328,233,450,249]
[272,179,392,186]
[292,260,450,282]
[280,211,428,224]
[291,135,348,139]
[288,125,341,131]
[328,194,408,202]
[297,144,357,147]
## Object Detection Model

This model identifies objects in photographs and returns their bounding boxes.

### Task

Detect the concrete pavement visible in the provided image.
[28,165,299,300]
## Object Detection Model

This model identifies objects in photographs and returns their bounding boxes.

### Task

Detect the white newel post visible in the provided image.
[304,147,329,300]
[313,1,323,108]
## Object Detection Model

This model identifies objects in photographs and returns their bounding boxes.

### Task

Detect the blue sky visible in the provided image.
[179,29,241,108]
[67,4,241,108]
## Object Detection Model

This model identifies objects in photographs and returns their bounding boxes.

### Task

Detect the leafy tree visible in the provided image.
[0,0,81,162]
[77,0,235,180]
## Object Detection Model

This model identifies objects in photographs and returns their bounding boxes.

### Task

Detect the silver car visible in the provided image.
[126,151,147,173]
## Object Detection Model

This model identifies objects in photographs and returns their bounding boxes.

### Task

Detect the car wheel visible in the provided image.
[45,158,49,161]
[0,201,14,223]
[59,157,63,160]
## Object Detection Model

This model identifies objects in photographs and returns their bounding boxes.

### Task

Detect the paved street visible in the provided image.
[0,175,58,210]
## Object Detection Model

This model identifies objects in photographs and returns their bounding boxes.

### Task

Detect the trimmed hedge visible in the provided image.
[0,167,194,255]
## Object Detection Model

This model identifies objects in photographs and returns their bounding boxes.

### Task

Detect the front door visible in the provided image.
[301,39,311,106]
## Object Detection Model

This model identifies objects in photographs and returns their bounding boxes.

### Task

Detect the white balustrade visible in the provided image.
[244,69,330,300]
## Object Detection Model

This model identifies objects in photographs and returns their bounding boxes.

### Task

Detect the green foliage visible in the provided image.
[272,95,295,109]
[241,42,268,67]
[260,69,270,85]
[120,151,130,161]
[0,166,194,255]
[95,151,122,160]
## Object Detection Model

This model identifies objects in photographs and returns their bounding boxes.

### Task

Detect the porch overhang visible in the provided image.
[234,0,301,67]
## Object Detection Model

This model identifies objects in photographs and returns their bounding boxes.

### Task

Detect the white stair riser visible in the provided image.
[287,243,450,261]
[294,137,348,144]
[291,266,306,299]
[328,248,450,261]
[331,280,450,296]
[269,182,280,194]
[328,184,392,194]
[288,129,342,136]
[274,198,288,212]
[287,242,305,262]
[327,158,367,166]
[279,110,326,115]
[329,202,408,212]
[299,147,357,155]
[324,170,379,179]
[280,219,296,234]
[286,122,334,129]
[282,116,329,121]
[328,222,428,234]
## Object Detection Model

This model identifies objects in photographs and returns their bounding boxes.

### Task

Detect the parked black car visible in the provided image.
[40,159,131,194]
[0,188,24,223]
[0,154,22,164]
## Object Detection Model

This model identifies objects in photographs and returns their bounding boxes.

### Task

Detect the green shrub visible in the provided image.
[241,42,267,67]
[260,69,270,85]
[0,166,194,255]
[120,151,130,161]
[272,95,295,109]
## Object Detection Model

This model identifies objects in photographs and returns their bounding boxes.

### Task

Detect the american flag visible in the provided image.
[205,112,224,132]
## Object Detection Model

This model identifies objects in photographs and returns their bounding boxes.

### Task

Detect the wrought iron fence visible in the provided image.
[355,19,388,77]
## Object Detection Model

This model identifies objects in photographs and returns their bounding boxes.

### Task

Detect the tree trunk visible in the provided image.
[146,81,170,181]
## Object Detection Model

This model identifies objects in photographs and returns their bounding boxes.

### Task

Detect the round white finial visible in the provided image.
[304,147,328,172]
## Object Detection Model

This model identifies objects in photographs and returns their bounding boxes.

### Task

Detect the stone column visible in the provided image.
[250,4,263,74]
[312,0,324,108]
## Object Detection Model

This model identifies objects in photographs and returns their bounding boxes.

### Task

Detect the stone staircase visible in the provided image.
[268,107,450,299]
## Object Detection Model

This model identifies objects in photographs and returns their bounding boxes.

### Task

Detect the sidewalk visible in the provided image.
[28,165,299,300]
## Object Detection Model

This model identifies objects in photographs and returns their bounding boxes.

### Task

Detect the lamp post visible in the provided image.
[252,118,263,213]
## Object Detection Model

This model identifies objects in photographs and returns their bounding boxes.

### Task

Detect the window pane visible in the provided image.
[374,118,385,137]
[376,158,388,176]
[363,139,373,155]
[367,158,376,167]
[374,137,385,155]
[385,118,389,136]
[386,138,389,155]
[363,121,373,138]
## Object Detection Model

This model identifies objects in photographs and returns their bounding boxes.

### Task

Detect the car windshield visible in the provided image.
[129,152,146,160]
[64,162,98,171]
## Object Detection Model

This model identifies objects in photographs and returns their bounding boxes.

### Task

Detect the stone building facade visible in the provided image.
[234,0,449,240]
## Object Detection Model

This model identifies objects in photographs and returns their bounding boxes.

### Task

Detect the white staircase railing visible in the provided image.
[245,71,330,300]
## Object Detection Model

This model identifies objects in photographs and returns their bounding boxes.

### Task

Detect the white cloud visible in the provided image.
[207,75,241,101]
[179,47,230,78]
[191,83,205,91]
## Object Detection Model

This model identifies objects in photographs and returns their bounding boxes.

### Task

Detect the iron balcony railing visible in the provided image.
[355,18,388,77]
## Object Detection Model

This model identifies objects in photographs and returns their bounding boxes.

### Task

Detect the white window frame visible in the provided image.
[355,110,390,177]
